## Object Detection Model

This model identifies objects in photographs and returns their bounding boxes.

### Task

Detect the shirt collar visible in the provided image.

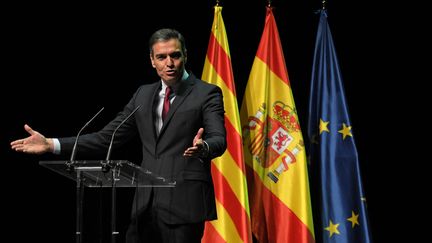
[160,70,189,92]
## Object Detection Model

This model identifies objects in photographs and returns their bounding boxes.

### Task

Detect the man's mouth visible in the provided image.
[166,70,176,75]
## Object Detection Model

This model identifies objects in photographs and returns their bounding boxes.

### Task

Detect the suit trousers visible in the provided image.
[125,189,205,243]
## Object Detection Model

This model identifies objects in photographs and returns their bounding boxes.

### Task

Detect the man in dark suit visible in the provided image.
[11,28,227,242]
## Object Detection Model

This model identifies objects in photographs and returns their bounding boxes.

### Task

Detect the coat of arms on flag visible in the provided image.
[243,101,304,183]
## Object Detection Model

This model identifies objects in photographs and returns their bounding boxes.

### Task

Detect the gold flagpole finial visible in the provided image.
[322,0,327,9]
[267,0,272,8]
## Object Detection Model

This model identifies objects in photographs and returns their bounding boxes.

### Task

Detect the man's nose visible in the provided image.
[166,57,174,66]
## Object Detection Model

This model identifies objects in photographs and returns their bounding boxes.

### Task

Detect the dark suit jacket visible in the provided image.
[59,73,227,224]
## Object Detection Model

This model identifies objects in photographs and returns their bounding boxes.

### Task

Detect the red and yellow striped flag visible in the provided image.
[201,5,252,243]
[240,7,315,243]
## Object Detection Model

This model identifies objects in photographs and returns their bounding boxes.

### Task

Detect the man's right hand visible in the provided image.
[10,124,53,154]
[183,128,207,158]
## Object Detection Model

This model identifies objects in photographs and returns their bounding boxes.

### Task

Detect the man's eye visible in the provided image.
[170,52,182,59]
[155,55,166,60]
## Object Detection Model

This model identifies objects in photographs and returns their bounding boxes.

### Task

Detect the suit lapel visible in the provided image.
[147,82,161,142]
[158,76,196,140]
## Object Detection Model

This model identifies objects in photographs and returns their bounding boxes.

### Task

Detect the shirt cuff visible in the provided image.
[202,140,210,158]
[52,138,61,155]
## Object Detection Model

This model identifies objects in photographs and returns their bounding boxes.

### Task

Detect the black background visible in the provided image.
[2,0,422,242]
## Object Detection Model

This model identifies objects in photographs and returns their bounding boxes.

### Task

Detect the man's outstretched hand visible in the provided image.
[10,124,53,154]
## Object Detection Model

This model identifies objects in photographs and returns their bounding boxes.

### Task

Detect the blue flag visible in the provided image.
[307,10,372,243]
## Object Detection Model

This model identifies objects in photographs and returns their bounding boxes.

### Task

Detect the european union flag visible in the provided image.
[307,10,372,243]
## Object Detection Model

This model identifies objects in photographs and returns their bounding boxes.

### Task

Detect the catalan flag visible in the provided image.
[240,7,315,243]
[201,5,252,243]
[307,10,372,243]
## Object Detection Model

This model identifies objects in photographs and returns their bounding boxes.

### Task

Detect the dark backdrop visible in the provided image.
[2,1,418,242]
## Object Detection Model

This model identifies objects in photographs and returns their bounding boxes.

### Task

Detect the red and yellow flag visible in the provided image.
[201,5,252,243]
[240,7,315,243]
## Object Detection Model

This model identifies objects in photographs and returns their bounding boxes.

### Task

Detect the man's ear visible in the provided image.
[150,55,156,68]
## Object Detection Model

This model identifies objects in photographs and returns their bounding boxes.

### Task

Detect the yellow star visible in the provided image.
[338,123,352,140]
[319,119,330,134]
[347,211,360,228]
[325,220,340,237]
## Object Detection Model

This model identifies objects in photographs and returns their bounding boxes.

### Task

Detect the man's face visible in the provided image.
[150,38,186,86]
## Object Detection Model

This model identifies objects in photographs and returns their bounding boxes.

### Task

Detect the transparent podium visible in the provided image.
[39,160,176,243]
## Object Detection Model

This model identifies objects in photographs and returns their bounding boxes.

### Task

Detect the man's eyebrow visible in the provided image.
[170,51,182,57]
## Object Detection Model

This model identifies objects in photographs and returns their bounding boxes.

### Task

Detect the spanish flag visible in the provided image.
[201,5,252,243]
[240,7,315,243]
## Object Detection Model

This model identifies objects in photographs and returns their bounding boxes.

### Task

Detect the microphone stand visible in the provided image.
[110,162,119,243]
[103,105,141,243]
[69,107,104,243]
[76,167,85,243]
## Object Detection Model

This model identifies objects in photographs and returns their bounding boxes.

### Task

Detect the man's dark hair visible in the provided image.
[149,28,187,56]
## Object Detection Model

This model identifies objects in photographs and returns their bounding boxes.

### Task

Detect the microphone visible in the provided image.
[105,105,141,161]
[70,107,105,162]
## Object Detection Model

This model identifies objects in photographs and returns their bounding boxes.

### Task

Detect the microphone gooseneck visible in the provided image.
[105,105,141,161]
[70,107,105,162]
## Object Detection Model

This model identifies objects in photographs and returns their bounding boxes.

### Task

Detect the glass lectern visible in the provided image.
[39,160,175,243]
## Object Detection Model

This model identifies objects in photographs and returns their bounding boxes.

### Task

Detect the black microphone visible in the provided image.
[105,105,141,161]
[70,107,105,162]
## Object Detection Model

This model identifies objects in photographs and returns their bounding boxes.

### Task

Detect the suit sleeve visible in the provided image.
[202,85,227,160]
[58,86,143,157]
